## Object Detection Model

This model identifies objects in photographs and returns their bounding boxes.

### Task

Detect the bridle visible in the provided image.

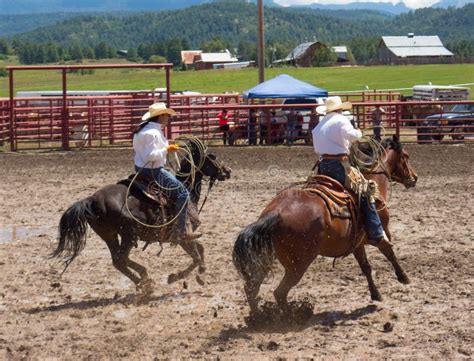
[191,151,229,215]
[365,148,412,185]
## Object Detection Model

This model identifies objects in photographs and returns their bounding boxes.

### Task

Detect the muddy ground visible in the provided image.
[0,144,472,359]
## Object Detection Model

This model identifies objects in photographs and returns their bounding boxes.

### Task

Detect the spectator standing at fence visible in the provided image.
[248,109,257,145]
[296,111,304,141]
[218,109,230,145]
[371,106,385,141]
[259,111,269,145]
[286,109,298,145]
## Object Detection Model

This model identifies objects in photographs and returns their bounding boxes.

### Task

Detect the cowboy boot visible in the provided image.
[169,223,202,245]
[367,231,393,247]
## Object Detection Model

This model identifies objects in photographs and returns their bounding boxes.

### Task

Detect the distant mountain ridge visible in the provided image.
[0,0,207,14]
[432,0,474,8]
[0,0,278,14]
[9,1,474,48]
[0,12,113,36]
[304,2,411,15]
[0,0,470,15]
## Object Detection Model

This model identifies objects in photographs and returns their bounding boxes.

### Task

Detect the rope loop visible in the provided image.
[125,135,209,229]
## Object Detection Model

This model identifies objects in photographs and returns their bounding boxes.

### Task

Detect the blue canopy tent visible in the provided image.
[243,74,328,99]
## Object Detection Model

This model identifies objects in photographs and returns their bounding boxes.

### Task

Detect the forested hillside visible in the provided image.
[11,3,390,48]
[0,12,102,36]
[1,1,472,66]
[0,0,279,14]
[0,0,207,14]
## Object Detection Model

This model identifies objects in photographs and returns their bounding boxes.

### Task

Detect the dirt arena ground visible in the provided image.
[0,144,472,359]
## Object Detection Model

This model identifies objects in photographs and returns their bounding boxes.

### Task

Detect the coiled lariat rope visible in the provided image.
[349,129,393,211]
[124,135,209,229]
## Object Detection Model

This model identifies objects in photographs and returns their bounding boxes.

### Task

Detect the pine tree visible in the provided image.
[0,39,9,55]
[45,43,59,63]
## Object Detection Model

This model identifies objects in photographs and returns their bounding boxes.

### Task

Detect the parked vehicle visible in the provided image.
[421,103,474,141]
[413,85,471,112]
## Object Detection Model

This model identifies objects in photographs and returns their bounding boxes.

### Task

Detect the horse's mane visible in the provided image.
[381,136,402,152]
[350,136,401,171]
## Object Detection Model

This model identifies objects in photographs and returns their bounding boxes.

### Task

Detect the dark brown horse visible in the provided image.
[52,140,231,292]
[233,136,417,315]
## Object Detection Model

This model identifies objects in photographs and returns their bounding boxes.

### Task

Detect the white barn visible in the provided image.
[378,34,454,64]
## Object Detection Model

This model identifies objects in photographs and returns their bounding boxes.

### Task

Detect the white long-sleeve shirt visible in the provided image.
[133,122,169,168]
[312,112,362,155]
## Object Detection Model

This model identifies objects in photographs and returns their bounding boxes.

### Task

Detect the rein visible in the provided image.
[198,178,216,215]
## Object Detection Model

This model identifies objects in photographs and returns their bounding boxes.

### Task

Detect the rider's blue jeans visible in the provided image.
[319,159,384,240]
[135,166,189,232]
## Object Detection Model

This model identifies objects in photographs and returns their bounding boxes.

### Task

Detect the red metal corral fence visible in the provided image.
[3,95,149,150]
[5,63,173,151]
[169,100,474,145]
[0,98,9,146]
[1,94,473,150]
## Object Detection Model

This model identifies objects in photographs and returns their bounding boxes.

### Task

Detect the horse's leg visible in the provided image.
[120,231,150,280]
[243,266,269,316]
[167,239,204,284]
[274,261,312,314]
[375,235,410,284]
[102,234,142,286]
[118,230,156,292]
[353,245,382,301]
[377,209,410,284]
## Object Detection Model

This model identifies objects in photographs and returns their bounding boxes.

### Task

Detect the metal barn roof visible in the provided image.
[284,42,318,61]
[332,46,347,53]
[381,35,454,57]
[197,50,238,63]
[332,46,348,60]
[181,50,202,65]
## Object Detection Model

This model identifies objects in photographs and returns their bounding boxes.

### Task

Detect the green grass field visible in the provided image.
[1,58,473,98]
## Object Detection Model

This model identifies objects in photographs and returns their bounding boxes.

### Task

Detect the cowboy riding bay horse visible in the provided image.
[51,139,231,292]
[233,136,417,316]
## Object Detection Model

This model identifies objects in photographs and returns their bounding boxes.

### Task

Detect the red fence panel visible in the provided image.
[0,99,9,146]
[1,95,473,150]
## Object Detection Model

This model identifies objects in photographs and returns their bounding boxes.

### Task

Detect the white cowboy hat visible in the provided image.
[142,102,176,121]
[316,96,352,115]
[373,106,386,113]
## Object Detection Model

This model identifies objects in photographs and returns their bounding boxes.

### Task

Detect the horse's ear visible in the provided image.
[392,134,402,150]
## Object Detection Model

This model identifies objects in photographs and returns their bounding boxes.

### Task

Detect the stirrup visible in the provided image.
[169,228,202,245]
[368,231,392,247]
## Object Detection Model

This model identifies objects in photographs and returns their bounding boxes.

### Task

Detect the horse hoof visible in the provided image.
[398,274,410,284]
[196,274,205,286]
[371,293,383,302]
[244,311,259,328]
[167,273,179,284]
[137,279,154,294]
[198,266,206,274]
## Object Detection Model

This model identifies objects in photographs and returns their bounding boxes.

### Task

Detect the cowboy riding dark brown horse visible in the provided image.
[51,139,231,292]
[233,136,417,316]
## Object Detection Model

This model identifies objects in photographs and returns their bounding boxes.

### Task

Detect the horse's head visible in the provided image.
[179,137,231,182]
[201,152,232,181]
[382,135,418,188]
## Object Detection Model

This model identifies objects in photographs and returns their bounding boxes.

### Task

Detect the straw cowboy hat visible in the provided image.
[142,102,177,121]
[372,106,386,113]
[316,96,352,115]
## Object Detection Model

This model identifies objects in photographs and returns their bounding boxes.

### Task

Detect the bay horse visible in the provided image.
[51,139,231,292]
[233,136,417,316]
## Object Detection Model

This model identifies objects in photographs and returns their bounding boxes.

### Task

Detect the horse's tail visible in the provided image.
[232,212,280,281]
[50,197,95,273]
